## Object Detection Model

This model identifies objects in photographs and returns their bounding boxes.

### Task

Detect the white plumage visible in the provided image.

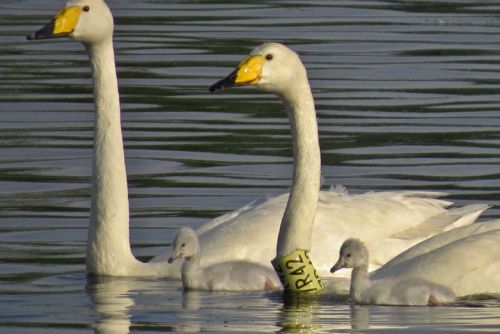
[30,3,488,280]
[371,220,500,296]
[208,42,488,279]
[168,228,281,291]
[331,239,455,305]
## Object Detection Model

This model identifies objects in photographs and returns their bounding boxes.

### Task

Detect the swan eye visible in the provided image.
[180,243,186,248]
[346,253,351,258]
[265,53,273,61]
[83,5,90,12]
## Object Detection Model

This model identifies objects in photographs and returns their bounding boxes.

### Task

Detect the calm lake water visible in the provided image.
[1,0,500,333]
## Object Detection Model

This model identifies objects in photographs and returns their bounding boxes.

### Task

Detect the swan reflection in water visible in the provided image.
[86,277,135,334]
[277,293,369,333]
[83,275,376,333]
[278,294,320,333]
[86,277,203,333]
[86,276,331,333]
[83,276,500,333]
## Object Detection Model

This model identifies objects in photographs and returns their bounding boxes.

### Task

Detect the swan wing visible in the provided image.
[366,203,489,269]
[194,189,486,277]
[371,226,500,296]
[310,191,486,275]
[375,218,500,270]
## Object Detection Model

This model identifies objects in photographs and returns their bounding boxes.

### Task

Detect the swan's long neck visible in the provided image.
[85,38,135,275]
[181,255,203,290]
[276,79,321,258]
[350,265,370,301]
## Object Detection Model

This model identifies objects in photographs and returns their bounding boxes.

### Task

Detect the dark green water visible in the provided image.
[0,0,500,332]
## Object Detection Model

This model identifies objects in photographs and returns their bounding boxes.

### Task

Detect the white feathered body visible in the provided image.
[181,260,280,292]
[170,227,281,291]
[188,189,486,277]
[371,220,500,296]
[355,277,456,306]
[35,6,488,281]
[332,238,456,305]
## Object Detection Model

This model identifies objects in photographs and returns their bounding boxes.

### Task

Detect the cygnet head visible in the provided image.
[27,0,114,45]
[168,228,200,264]
[330,238,369,273]
[209,43,309,95]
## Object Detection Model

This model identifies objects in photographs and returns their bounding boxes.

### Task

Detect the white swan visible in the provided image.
[331,239,455,305]
[28,2,487,279]
[208,43,488,277]
[232,43,498,297]
[168,227,281,291]
[28,0,171,277]
[370,219,500,296]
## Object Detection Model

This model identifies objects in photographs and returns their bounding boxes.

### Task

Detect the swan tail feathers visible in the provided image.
[441,203,491,231]
[397,191,452,210]
[400,191,449,199]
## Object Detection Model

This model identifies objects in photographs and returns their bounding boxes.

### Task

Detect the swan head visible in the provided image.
[27,0,114,45]
[330,238,369,273]
[209,43,309,96]
[168,228,200,263]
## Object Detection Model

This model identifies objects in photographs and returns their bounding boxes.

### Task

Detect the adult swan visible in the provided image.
[208,43,487,282]
[29,1,486,278]
[370,218,500,296]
